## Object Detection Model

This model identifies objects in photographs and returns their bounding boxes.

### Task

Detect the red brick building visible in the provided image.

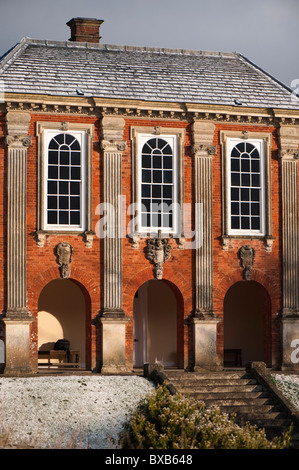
[0,18,299,374]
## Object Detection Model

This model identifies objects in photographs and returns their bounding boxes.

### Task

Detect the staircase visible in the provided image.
[165,369,299,447]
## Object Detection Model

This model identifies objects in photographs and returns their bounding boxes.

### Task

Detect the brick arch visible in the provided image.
[29,266,98,371]
[214,267,275,312]
[123,266,191,313]
[123,266,190,369]
[214,267,276,367]
[28,266,98,315]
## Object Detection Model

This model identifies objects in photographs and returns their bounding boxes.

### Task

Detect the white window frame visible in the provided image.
[227,137,265,236]
[43,129,86,231]
[220,130,273,247]
[138,133,178,235]
[36,122,94,236]
[130,126,185,238]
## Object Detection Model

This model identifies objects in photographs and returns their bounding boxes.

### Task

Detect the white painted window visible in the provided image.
[44,130,86,231]
[227,138,265,236]
[138,134,178,234]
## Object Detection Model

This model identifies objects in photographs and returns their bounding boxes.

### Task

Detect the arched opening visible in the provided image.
[37,278,90,369]
[133,280,180,368]
[223,281,271,367]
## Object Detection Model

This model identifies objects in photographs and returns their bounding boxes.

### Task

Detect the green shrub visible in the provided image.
[120,386,291,449]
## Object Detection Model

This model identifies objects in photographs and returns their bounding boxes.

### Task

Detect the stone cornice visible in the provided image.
[3,94,299,126]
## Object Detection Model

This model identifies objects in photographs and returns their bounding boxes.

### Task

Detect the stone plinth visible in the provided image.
[3,317,34,375]
[100,317,130,373]
[282,316,299,370]
[193,317,220,371]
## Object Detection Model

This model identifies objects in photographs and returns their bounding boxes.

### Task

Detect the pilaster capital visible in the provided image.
[192,121,216,157]
[193,144,216,157]
[5,135,32,148]
[100,116,126,152]
[99,139,127,152]
[5,111,32,148]
[278,125,299,160]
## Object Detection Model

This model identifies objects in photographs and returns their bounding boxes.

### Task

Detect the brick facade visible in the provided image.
[1,18,299,374]
[0,110,291,372]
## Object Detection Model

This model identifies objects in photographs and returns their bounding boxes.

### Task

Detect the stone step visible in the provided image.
[170,378,258,388]
[233,410,288,420]
[237,416,291,428]
[174,384,263,394]
[183,391,267,401]
[164,369,297,445]
[217,404,276,415]
[166,371,249,380]
[198,397,273,407]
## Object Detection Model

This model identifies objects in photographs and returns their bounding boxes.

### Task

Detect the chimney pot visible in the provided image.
[67,17,104,43]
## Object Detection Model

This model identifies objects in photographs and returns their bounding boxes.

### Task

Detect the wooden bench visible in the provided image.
[224,348,242,367]
[38,350,80,368]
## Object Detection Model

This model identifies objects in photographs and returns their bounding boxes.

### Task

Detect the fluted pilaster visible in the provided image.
[279,125,299,317]
[5,112,32,318]
[100,116,126,316]
[192,121,216,317]
[191,121,219,370]
[4,112,33,374]
[279,125,299,370]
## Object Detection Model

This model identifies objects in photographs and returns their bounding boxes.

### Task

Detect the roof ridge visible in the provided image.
[8,37,239,58]
[238,53,293,95]
[0,37,30,72]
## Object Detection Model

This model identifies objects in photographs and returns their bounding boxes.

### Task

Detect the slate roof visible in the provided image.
[1,37,299,110]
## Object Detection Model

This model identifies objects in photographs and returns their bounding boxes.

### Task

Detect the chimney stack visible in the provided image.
[67,17,104,43]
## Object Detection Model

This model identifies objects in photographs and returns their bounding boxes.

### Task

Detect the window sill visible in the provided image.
[35,230,95,248]
[221,235,275,252]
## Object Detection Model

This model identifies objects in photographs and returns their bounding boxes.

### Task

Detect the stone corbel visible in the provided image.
[177,237,186,249]
[221,236,231,251]
[129,235,140,249]
[83,230,95,248]
[35,230,47,247]
[265,236,275,252]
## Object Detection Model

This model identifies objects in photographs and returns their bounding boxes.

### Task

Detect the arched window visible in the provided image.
[140,137,176,231]
[46,133,82,227]
[229,140,264,234]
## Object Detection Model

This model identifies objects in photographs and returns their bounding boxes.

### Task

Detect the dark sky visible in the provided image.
[0,0,298,89]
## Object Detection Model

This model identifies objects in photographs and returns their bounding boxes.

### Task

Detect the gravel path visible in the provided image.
[1,373,299,449]
[273,374,299,411]
[0,375,154,449]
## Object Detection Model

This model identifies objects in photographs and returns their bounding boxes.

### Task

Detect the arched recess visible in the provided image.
[37,278,91,369]
[133,279,184,368]
[223,280,271,366]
